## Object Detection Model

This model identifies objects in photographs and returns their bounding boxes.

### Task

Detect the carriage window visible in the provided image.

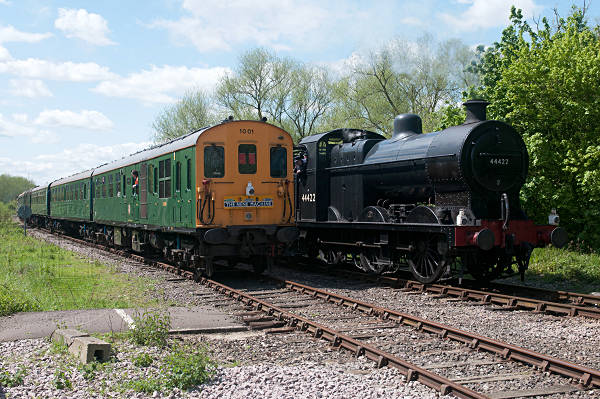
[158,159,172,198]
[238,144,256,174]
[108,175,114,197]
[186,158,192,190]
[175,162,181,192]
[122,175,126,198]
[270,146,287,178]
[204,146,224,178]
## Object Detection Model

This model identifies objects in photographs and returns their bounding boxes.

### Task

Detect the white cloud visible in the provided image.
[0,113,59,144]
[0,109,112,147]
[0,45,10,61]
[151,0,328,52]
[54,8,116,46]
[0,25,52,43]
[92,64,230,103]
[320,52,367,77]
[9,79,53,98]
[0,58,116,81]
[34,110,113,130]
[440,0,543,31]
[0,142,151,185]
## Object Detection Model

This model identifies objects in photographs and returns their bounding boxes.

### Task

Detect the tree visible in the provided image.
[152,90,216,143]
[473,6,600,247]
[215,48,336,140]
[332,36,477,135]
[284,66,335,139]
[0,174,35,203]
[215,48,294,122]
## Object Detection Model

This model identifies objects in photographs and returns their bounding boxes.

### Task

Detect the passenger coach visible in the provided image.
[24,118,298,277]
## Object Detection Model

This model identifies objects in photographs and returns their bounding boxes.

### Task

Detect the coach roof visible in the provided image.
[51,169,95,187]
[92,127,210,176]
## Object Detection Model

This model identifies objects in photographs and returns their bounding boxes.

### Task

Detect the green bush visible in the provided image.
[128,308,171,347]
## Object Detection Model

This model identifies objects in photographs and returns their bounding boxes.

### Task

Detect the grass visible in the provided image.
[522,246,600,292]
[0,205,166,316]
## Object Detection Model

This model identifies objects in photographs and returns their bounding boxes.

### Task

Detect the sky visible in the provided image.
[0,0,597,186]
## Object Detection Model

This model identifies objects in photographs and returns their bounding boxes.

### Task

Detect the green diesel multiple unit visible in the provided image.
[21,119,298,276]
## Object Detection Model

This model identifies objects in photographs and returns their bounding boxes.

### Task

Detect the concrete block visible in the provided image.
[51,329,89,346]
[68,336,111,363]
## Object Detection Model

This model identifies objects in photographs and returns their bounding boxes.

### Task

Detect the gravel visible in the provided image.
[6,229,600,398]
[1,230,450,398]
[0,333,447,399]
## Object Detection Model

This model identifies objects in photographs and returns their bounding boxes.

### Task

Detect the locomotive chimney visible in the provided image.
[463,99,489,123]
[393,113,422,139]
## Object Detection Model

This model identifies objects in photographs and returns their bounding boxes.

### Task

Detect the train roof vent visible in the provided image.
[463,99,489,123]
[393,113,422,139]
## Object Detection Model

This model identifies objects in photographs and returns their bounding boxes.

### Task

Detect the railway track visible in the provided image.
[35,228,600,398]
[293,262,600,320]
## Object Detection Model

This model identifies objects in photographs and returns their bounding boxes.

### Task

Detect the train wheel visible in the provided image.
[318,249,343,267]
[355,252,388,274]
[204,258,214,278]
[408,239,447,283]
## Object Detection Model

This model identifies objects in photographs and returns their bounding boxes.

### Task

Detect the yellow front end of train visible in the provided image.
[195,120,295,231]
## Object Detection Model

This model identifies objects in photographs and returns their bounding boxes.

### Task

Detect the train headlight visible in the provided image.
[246,182,255,196]
[548,209,560,225]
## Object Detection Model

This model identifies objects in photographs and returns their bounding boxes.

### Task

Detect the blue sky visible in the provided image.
[0,0,596,186]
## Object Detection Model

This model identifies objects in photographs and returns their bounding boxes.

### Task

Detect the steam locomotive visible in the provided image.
[295,100,567,283]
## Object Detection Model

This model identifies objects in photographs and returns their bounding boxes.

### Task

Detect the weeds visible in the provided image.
[162,345,216,390]
[125,343,216,393]
[128,308,171,347]
[132,353,153,368]
[126,378,163,394]
[53,368,72,390]
[79,362,100,381]
[0,365,27,387]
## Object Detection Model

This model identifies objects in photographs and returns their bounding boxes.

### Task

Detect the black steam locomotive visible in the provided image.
[295,100,567,283]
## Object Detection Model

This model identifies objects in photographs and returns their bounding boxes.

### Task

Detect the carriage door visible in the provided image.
[140,163,148,219]
[174,160,182,224]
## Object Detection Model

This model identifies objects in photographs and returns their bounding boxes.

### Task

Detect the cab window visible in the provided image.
[270,146,287,178]
[238,144,256,174]
[204,146,224,178]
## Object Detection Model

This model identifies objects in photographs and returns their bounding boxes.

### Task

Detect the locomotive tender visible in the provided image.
[295,100,567,283]
[20,119,298,277]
